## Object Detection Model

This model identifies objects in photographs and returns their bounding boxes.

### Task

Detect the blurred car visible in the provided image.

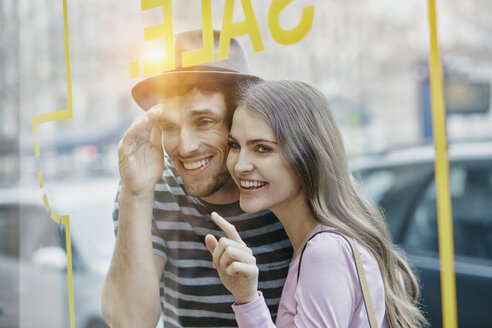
[0,177,118,328]
[351,140,492,327]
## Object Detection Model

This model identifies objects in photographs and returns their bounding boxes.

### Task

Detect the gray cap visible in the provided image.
[131,29,262,110]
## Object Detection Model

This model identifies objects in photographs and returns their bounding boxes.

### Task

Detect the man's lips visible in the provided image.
[181,156,212,171]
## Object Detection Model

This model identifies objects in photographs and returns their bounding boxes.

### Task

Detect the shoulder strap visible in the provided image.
[296,231,379,328]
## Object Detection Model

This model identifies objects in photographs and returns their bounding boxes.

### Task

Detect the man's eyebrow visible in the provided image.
[157,108,220,125]
[190,108,221,117]
[228,135,277,146]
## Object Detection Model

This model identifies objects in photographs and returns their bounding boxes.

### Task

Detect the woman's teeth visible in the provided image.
[240,180,267,189]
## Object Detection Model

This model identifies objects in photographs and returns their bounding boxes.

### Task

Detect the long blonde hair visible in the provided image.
[240,80,427,328]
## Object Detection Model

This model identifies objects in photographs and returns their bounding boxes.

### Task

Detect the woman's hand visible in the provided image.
[205,212,259,304]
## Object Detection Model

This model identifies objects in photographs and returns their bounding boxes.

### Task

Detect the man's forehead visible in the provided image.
[155,89,228,118]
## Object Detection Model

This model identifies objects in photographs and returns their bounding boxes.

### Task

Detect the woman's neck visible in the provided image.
[271,195,319,260]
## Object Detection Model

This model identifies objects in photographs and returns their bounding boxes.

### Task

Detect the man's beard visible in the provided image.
[183,169,231,198]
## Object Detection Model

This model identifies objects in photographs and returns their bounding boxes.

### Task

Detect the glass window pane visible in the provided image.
[404,162,492,262]
[355,163,433,241]
[0,205,20,258]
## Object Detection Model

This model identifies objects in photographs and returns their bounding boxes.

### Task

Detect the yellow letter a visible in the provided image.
[218,0,264,61]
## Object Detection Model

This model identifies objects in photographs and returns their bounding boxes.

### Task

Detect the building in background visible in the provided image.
[1,0,491,180]
[0,0,20,186]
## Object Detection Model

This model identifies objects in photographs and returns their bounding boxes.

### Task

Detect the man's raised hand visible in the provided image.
[118,105,165,197]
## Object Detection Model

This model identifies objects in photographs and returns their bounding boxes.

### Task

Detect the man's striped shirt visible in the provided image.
[113,158,292,327]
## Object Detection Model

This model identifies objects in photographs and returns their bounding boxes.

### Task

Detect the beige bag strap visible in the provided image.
[297,231,379,328]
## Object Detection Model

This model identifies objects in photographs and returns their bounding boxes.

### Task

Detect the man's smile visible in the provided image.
[181,156,213,171]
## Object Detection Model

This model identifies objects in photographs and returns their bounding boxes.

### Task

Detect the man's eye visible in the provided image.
[198,119,213,127]
[229,141,240,150]
[256,145,272,153]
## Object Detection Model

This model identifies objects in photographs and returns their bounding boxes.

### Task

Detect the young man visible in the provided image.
[101,30,292,328]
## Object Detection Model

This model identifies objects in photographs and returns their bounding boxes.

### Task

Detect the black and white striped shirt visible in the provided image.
[113,158,292,327]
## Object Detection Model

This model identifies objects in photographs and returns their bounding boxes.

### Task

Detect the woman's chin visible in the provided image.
[239,199,268,214]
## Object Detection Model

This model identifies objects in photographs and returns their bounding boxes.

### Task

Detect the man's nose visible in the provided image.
[178,127,200,157]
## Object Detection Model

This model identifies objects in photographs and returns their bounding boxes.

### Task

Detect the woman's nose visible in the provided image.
[234,151,254,174]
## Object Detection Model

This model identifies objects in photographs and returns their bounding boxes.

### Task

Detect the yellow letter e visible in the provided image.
[142,0,175,74]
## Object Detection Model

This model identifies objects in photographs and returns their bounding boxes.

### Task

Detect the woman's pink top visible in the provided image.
[232,225,389,327]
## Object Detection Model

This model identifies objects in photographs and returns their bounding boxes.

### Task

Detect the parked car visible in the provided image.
[0,177,118,328]
[351,140,492,327]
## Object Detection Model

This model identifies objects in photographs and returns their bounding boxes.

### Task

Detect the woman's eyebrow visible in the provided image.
[229,135,277,145]
[246,138,277,146]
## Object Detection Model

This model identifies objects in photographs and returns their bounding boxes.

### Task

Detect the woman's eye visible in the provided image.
[256,145,271,153]
[229,141,240,150]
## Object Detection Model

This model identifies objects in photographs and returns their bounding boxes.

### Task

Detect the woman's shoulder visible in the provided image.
[296,225,387,327]
[302,225,379,272]
[304,226,353,257]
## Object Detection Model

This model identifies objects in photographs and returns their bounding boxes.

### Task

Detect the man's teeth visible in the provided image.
[240,180,266,189]
[183,158,210,170]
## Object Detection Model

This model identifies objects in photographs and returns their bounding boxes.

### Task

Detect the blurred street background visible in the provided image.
[0,0,491,327]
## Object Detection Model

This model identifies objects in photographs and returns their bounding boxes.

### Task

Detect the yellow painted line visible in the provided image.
[31,0,73,134]
[427,1,458,327]
[50,210,60,224]
[37,171,44,188]
[61,215,76,328]
[42,193,50,211]
[31,1,76,326]
[34,139,40,157]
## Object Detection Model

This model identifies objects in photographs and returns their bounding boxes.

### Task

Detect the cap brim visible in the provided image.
[131,71,262,111]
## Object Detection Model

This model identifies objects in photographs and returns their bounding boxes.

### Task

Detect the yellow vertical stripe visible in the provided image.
[427,1,458,327]
[37,171,44,188]
[42,193,50,211]
[61,215,76,328]
[130,60,139,78]
[62,0,72,117]
[34,139,40,157]
[31,0,73,134]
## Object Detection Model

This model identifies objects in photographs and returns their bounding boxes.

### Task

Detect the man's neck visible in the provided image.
[200,178,240,205]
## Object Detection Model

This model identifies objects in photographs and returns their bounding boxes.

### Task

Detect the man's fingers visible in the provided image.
[149,123,162,147]
[119,115,150,152]
[211,212,245,245]
[119,109,164,159]
[147,106,164,147]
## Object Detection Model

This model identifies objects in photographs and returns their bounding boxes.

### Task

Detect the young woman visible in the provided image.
[205,80,426,327]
